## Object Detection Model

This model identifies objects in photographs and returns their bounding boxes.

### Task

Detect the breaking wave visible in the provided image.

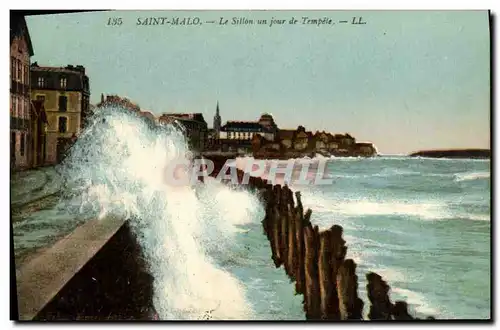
[300,194,490,224]
[454,171,490,182]
[57,106,260,320]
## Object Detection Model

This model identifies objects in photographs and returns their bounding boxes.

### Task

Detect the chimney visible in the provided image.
[101,93,105,103]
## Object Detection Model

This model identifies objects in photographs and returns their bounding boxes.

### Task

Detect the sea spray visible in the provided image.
[57,106,259,320]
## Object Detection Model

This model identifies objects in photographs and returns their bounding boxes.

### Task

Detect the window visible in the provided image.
[20,133,25,156]
[13,97,18,118]
[58,117,68,133]
[24,65,28,84]
[19,99,23,119]
[11,57,15,79]
[25,100,30,119]
[37,77,45,88]
[17,60,21,82]
[10,96,13,116]
[60,77,67,89]
[58,95,67,112]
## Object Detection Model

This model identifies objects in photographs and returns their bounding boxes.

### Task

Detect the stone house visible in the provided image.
[10,14,34,170]
[354,142,377,156]
[294,129,311,151]
[158,113,208,152]
[277,129,295,149]
[30,63,90,164]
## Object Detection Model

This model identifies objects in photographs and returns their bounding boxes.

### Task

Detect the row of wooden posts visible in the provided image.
[206,156,435,321]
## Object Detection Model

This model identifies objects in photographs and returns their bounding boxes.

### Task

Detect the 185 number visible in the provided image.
[107,17,123,26]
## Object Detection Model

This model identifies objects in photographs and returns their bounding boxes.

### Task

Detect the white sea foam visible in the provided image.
[390,287,440,317]
[300,191,492,225]
[454,171,490,182]
[300,194,452,222]
[58,106,259,320]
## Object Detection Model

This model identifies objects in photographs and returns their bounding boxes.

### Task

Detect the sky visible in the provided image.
[26,10,490,154]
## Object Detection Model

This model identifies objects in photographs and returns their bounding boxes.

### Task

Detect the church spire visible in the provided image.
[213,101,221,132]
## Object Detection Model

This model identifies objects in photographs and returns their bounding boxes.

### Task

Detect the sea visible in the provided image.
[11,107,491,320]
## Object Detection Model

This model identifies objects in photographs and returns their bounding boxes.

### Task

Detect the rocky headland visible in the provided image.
[408,149,490,159]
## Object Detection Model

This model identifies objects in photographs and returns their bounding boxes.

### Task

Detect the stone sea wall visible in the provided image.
[16,221,155,321]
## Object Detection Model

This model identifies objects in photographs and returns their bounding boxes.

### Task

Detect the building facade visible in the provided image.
[30,63,90,164]
[158,113,208,152]
[257,113,278,141]
[219,121,266,153]
[10,15,34,171]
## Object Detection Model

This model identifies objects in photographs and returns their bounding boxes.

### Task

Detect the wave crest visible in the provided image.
[58,106,258,320]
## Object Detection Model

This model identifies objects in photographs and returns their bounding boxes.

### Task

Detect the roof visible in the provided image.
[98,95,140,111]
[160,113,207,125]
[278,129,295,140]
[259,113,274,120]
[295,130,313,138]
[10,14,34,56]
[31,65,86,75]
[31,64,89,92]
[222,121,264,131]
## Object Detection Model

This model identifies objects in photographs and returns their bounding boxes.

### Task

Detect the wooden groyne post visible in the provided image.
[203,155,435,321]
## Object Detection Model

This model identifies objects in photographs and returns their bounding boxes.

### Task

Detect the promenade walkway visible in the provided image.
[11,167,85,268]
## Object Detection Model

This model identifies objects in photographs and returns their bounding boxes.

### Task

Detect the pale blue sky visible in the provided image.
[26,10,490,154]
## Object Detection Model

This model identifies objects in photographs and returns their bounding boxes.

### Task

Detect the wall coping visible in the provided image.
[15,215,126,320]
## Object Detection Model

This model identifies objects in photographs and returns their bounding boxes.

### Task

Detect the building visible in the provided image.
[325,133,339,152]
[254,123,376,158]
[30,63,90,164]
[30,100,48,168]
[10,14,34,171]
[158,113,208,152]
[205,129,219,151]
[219,121,268,153]
[97,94,140,113]
[257,113,278,141]
[252,134,282,158]
[332,133,356,148]
[138,110,157,128]
[277,129,295,150]
[353,142,377,157]
[293,126,312,151]
[97,94,157,129]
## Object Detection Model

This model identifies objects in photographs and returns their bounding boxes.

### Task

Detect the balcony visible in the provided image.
[10,80,30,96]
[11,117,30,131]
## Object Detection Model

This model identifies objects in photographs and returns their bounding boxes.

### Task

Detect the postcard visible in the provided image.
[10,9,491,321]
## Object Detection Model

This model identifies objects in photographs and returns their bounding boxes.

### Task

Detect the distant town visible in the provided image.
[10,15,377,172]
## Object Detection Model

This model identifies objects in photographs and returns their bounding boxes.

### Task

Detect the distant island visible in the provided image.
[408,149,490,159]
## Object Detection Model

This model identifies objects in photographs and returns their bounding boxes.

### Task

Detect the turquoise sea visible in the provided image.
[229,156,491,320]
